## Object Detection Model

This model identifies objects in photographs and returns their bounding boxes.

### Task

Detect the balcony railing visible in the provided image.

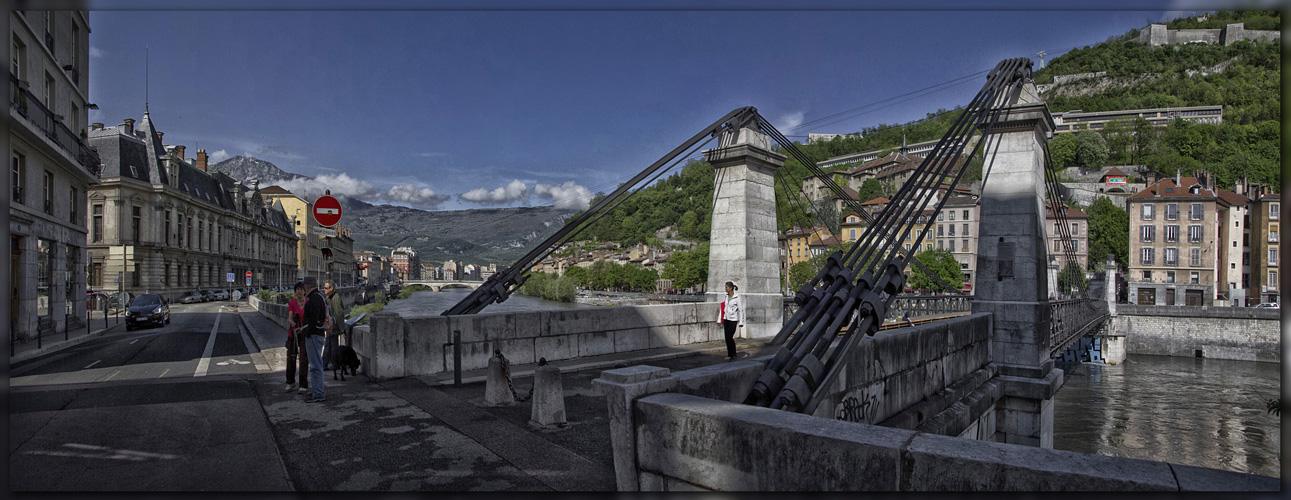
[9,73,101,178]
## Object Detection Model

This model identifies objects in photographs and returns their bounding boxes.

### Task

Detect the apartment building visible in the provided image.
[1045,204,1090,271]
[1246,185,1279,305]
[9,10,98,340]
[1126,176,1231,306]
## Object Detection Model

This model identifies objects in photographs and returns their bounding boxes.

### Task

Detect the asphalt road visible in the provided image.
[9,301,289,491]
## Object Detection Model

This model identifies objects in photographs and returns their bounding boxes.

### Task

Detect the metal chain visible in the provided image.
[496,350,534,403]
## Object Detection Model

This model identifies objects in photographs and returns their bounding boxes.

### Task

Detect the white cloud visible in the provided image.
[416,152,447,157]
[208,149,230,163]
[533,181,593,210]
[89,46,105,58]
[385,184,450,208]
[461,179,529,204]
[776,111,805,132]
[276,172,380,200]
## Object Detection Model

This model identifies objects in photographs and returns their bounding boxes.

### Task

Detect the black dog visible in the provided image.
[333,345,361,381]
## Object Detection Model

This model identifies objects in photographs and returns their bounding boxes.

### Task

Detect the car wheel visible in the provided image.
[165,315,171,324]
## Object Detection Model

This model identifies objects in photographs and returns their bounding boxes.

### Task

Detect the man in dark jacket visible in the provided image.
[301,276,328,403]
[322,280,346,370]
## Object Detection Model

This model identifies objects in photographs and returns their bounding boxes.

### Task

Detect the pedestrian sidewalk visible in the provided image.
[9,313,124,364]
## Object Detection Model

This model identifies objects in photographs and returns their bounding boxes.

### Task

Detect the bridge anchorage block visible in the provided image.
[484,352,515,406]
[529,359,567,429]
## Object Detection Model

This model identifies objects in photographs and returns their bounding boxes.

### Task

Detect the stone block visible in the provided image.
[674,361,765,402]
[598,365,671,385]
[529,365,566,428]
[458,341,496,371]
[614,328,651,353]
[1171,463,1281,491]
[579,331,615,357]
[647,325,681,349]
[635,392,908,491]
[372,313,406,379]
[873,329,919,376]
[449,312,514,343]
[511,311,548,338]
[903,433,1178,491]
[679,322,708,345]
[497,338,536,366]
[404,321,448,375]
[535,334,577,362]
[638,471,664,492]
[638,303,693,328]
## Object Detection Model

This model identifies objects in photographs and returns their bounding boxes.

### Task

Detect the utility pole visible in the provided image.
[1036,51,1047,69]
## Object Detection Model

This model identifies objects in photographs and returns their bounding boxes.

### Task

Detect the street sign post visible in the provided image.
[227,272,235,283]
[314,196,342,227]
[245,271,252,287]
[313,226,337,237]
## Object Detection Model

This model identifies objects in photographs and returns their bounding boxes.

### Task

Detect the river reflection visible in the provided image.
[1053,354,1281,478]
[384,288,594,316]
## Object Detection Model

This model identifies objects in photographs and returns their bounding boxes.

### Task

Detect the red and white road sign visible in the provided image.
[245,271,252,279]
[314,195,342,227]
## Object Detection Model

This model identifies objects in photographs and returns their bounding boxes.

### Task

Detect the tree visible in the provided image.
[787,244,848,293]
[661,244,709,290]
[1048,132,1079,168]
[1057,261,1089,298]
[815,198,841,235]
[1074,130,1110,169]
[907,249,963,293]
[855,178,884,203]
[562,265,590,288]
[1087,197,1129,269]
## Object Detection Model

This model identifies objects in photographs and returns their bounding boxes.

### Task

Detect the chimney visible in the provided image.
[175,145,186,160]
[122,118,135,135]
[91,122,103,130]
[196,149,208,172]
[157,131,164,142]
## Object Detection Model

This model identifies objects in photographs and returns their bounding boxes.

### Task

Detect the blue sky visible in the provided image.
[84,1,1269,211]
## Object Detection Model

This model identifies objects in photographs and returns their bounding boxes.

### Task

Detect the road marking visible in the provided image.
[103,370,121,381]
[158,368,169,378]
[193,311,222,377]
[215,359,251,366]
[130,339,139,344]
[84,360,102,369]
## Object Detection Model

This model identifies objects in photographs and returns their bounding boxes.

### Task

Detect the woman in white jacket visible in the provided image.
[717,281,743,360]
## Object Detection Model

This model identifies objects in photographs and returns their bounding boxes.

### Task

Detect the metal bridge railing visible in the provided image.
[1049,298,1108,357]
[783,294,974,327]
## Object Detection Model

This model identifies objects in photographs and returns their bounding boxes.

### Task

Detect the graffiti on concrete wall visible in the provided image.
[836,384,882,424]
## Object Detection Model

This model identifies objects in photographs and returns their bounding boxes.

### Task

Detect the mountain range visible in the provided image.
[211,156,577,266]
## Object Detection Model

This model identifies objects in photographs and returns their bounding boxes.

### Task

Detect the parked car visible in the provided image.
[125,294,170,331]
[213,289,230,300]
[1254,302,1280,308]
[178,291,204,304]
[200,290,216,302]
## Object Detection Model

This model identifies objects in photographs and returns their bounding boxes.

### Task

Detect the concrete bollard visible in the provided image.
[529,362,567,429]
[484,353,515,406]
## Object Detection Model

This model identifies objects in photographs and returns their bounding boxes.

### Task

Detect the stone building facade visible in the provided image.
[258,185,357,285]
[8,10,98,341]
[86,112,297,303]
[1125,176,1233,306]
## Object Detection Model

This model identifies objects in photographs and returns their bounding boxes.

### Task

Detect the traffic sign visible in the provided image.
[245,271,253,279]
[227,272,235,283]
[314,196,342,227]
[246,277,252,286]
[313,226,337,237]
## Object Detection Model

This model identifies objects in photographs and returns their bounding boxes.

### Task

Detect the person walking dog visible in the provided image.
[716,281,743,360]
[302,276,328,403]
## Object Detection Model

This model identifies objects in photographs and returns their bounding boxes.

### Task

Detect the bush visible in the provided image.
[256,289,275,303]
[349,302,384,325]
[276,292,295,304]
[374,291,388,305]
[396,285,431,301]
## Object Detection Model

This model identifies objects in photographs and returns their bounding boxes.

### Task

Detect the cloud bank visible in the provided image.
[459,179,594,210]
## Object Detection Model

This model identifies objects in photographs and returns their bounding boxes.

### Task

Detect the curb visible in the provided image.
[10,322,122,364]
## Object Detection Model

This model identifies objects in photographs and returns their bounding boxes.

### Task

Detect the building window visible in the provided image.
[1165,203,1179,221]
[187,218,193,249]
[1164,248,1179,266]
[37,239,51,318]
[1054,240,1061,252]
[92,204,103,242]
[12,36,24,81]
[937,225,944,236]
[1190,247,1201,267]
[177,214,184,247]
[44,72,54,112]
[165,211,172,245]
[1270,204,1279,220]
[1141,203,1155,221]
[1269,225,1278,243]
[132,206,142,243]
[1071,222,1079,236]
[962,223,969,236]
[1270,248,1279,267]
[937,212,944,221]
[69,187,79,225]
[938,240,944,250]
[849,228,855,240]
[1270,271,1278,287]
[1164,225,1179,243]
[948,225,955,236]
[1167,271,1175,283]
[11,152,24,204]
[198,220,205,251]
[961,239,968,252]
[1140,225,1156,242]
[962,209,969,220]
[1190,271,1200,284]
[949,211,956,221]
[1140,247,1155,265]
[1188,225,1203,243]
[1189,203,1204,221]
[1143,270,1152,280]
[42,170,53,214]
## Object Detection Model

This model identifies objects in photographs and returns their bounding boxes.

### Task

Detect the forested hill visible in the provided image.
[568,10,1279,246]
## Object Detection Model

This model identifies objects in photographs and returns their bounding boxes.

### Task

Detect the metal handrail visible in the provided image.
[9,73,101,177]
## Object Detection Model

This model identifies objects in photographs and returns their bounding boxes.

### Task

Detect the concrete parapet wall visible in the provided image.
[1112,305,1280,362]
[353,300,728,379]
[632,392,1278,491]
[248,295,290,331]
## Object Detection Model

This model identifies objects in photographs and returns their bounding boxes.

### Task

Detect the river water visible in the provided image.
[1053,355,1281,478]
[394,291,1281,477]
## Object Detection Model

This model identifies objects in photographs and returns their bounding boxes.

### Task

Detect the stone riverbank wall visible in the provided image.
[351,299,729,379]
[594,311,1278,491]
[1111,305,1280,363]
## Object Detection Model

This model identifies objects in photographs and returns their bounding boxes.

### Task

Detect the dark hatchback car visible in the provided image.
[125,294,171,331]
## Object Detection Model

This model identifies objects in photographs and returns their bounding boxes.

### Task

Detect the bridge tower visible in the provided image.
[972,81,1061,448]
[703,126,786,339]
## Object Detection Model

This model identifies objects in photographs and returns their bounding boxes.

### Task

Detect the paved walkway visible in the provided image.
[9,311,125,364]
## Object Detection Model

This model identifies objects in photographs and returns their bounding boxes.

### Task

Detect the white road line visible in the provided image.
[103,370,120,381]
[193,311,222,377]
[159,368,170,378]
[238,322,271,374]
[130,339,139,344]
[84,360,102,369]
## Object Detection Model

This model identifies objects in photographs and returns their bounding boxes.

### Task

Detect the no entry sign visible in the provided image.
[314,195,342,227]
